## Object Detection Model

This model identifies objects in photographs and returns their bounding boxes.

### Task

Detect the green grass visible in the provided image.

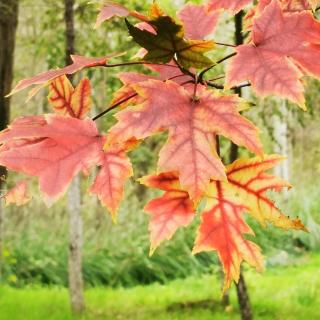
[0,253,319,320]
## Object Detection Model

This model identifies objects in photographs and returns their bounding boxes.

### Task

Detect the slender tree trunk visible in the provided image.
[65,0,75,65]
[0,0,19,281]
[232,10,253,320]
[273,100,291,183]
[64,0,85,314]
[67,176,85,315]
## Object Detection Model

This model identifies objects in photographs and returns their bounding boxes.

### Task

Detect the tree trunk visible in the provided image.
[67,175,85,315]
[232,10,253,320]
[273,100,291,183]
[64,0,85,315]
[0,0,19,281]
[65,0,75,66]
[236,270,253,320]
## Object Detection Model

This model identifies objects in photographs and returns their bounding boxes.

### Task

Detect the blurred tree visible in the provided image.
[0,0,19,281]
[64,0,85,315]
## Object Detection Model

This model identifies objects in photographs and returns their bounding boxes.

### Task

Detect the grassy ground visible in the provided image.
[0,254,319,320]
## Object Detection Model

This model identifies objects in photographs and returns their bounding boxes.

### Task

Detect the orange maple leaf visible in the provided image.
[225,155,307,230]
[48,76,92,119]
[193,179,264,292]
[193,155,307,291]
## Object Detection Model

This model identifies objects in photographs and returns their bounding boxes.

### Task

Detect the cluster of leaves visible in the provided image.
[2,0,319,290]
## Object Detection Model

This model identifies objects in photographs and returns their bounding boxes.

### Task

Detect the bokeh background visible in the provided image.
[0,0,320,319]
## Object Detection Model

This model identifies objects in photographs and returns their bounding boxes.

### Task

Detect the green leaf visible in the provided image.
[125,16,215,69]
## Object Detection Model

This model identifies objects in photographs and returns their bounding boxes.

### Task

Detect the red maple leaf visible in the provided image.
[208,0,252,13]
[95,1,148,28]
[0,115,102,203]
[178,3,219,40]
[226,0,320,108]
[139,172,195,254]
[108,80,262,200]
[9,54,122,97]
[89,140,134,220]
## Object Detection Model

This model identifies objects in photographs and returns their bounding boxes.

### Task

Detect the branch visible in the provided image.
[92,93,138,121]
[205,81,251,91]
[92,76,195,121]
[101,61,181,69]
[216,42,236,48]
[198,52,237,83]
[172,57,196,79]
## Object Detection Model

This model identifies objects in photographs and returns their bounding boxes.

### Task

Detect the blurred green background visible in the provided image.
[1,0,320,319]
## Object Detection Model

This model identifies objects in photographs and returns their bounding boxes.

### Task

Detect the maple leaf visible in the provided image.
[226,0,320,108]
[193,154,307,290]
[125,16,215,69]
[257,0,319,12]
[48,76,92,119]
[139,172,195,254]
[178,3,219,40]
[110,72,156,108]
[244,0,312,31]
[193,180,264,292]
[9,54,122,97]
[4,180,31,206]
[208,0,252,13]
[108,80,262,200]
[0,115,102,203]
[145,62,191,83]
[95,1,148,28]
[225,155,307,230]
[111,64,192,108]
[89,141,134,221]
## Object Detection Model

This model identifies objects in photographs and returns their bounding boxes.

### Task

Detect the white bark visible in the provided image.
[68,175,85,314]
[273,100,291,183]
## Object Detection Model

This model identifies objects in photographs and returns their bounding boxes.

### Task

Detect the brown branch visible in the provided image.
[92,93,138,121]
[198,52,237,82]
[216,42,236,48]
[205,80,251,91]
[172,56,196,79]
[102,61,181,69]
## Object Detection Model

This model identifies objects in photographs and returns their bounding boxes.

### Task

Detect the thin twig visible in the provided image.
[198,52,237,82]
[92,76,195,121]
[205,81,251,91]
[172,56,196,79]
[102,61,181,69]
[92,93,138,121]
[208,75,225,81]
[216,42,236,48]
